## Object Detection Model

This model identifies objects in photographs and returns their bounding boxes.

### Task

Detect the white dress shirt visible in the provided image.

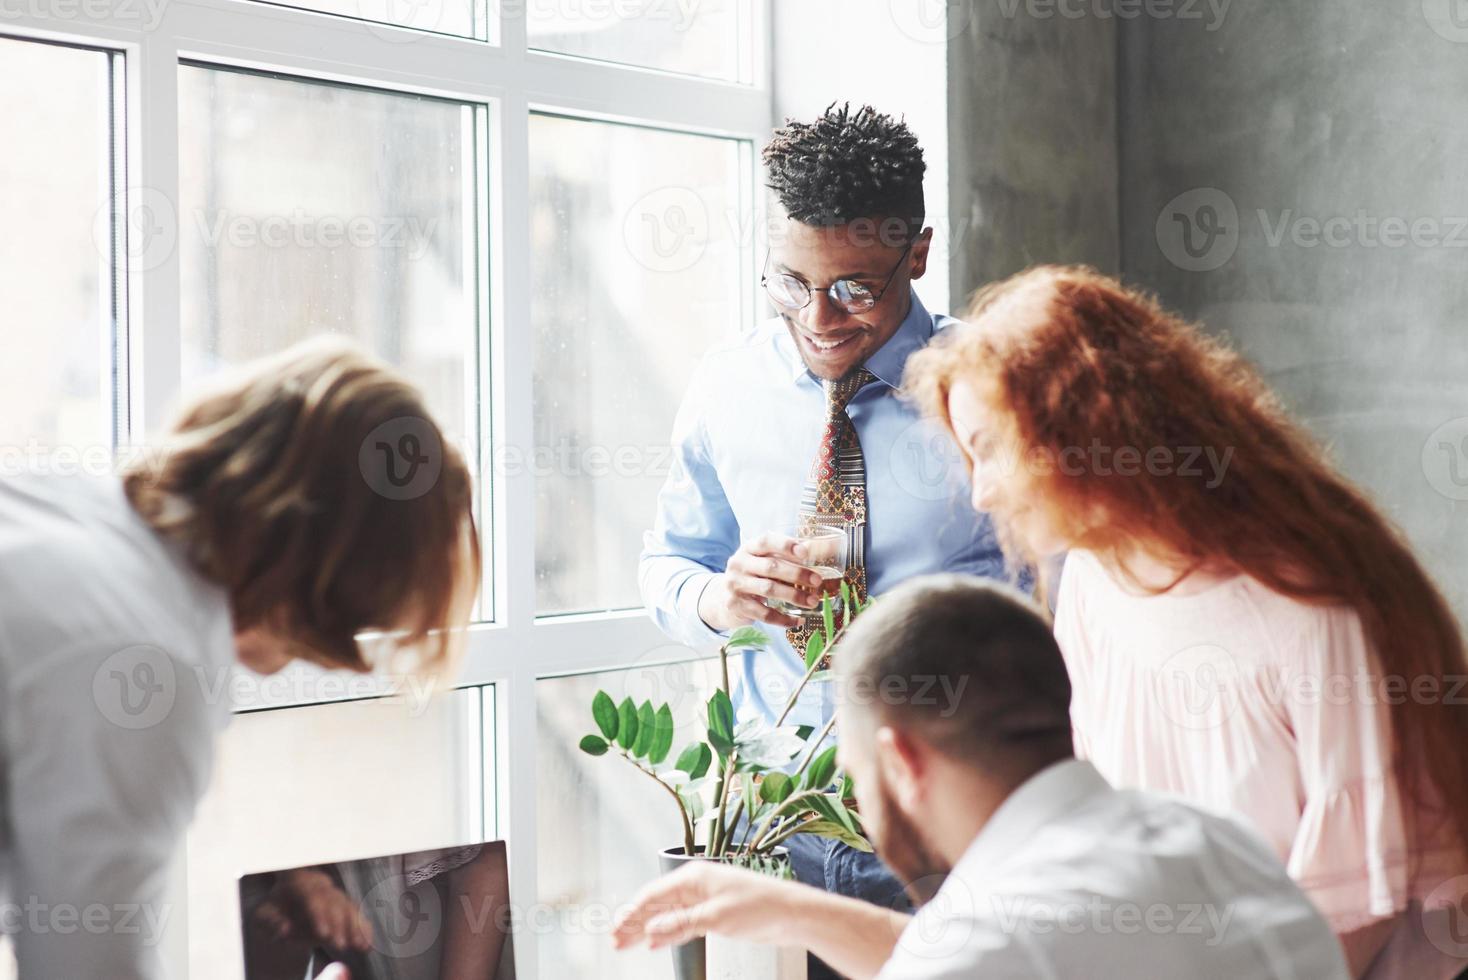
[877,759,1349,979]
[0,475,235,978]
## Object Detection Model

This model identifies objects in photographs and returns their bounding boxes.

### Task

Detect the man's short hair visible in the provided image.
[836,574,1074,778]
[762,102,926,241]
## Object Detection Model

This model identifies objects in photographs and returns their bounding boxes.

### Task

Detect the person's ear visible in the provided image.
[874,724,928,810]
[908,227,934,281]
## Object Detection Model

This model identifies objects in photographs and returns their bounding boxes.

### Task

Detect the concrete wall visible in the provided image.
[947,0,1468,615]
[1116,1,1468,615]
[947,0,1120,310]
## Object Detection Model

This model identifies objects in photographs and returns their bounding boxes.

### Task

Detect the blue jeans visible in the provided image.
[782,832,912,980]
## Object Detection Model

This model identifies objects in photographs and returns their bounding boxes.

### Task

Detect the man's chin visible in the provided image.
[882,852,950,908]
[798,349,869,382]
[871,802,952,907]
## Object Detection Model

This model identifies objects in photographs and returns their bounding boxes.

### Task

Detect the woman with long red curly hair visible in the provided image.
[903,265,1468,978]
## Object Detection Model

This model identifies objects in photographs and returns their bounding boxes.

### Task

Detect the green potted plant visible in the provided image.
[578,586,873,980]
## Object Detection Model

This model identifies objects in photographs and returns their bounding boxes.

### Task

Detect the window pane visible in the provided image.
[187,687,491,980]
[527,0,747,82]
[537,657,719,978]
[178,65,488,612]
[245,0,477,41]
[0,38,114,452]
[529,115,745,615]
[179,65,479,450]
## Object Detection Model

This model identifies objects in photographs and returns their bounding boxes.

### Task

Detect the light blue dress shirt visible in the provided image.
[639,289,1012,729]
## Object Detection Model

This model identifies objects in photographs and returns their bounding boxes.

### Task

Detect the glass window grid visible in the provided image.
[0,6,772,978]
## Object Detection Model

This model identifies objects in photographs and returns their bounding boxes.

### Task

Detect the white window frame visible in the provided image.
[2,3,772,977]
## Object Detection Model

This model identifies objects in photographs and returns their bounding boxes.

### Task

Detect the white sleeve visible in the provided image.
[876,910,1059,980]
[4,639,216,978]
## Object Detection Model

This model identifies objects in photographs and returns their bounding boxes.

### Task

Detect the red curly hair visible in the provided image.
[904,263,1468,867]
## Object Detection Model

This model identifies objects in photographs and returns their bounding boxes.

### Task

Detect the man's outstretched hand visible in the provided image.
[612,861,909,980]
[612,862,804,951]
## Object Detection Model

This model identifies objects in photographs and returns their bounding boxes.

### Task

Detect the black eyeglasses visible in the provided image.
[761,242,913,315]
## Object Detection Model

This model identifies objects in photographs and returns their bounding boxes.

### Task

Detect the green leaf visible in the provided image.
[804,745,839,791]
[839,773,855,800]
[806,794,838,821]
[840,580,853,629]
[758,772,794,804]
[725,626,769,651]
[795,725,815,741]
[832,800,863,837]
[822,596,835,644]
[616,697,639,751]
[805,794,857,834]
[648,704,675,765]
[579,734,610,756]
[804,631,826,670]
[675,742,713,780]
[796,819,873,853]
[709,727,735,758]
[807,793,863,838]
[707,689,734,742]
[591,690,618,741]
[632,701,656,757]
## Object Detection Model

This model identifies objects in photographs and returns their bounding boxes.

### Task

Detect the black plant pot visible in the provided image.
[658,845,708,980]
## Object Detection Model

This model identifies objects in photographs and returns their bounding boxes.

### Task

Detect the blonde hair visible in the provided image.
[123,337,480,675]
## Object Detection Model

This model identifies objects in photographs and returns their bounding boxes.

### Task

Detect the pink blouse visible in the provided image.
[1054,549,1468,979]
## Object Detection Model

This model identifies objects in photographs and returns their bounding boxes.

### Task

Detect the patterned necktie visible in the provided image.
[786,367,878,665]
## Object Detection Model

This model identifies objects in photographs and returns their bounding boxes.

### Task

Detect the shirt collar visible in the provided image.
[779,288,935,388]
[950,758,1111,882]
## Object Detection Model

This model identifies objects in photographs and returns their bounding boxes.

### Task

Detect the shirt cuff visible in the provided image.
[677,569,730,647]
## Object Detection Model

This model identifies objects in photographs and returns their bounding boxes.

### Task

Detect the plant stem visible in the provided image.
[624,752,694,855]
[747,788,827,852]
[742,715,842,852]
[720,638,732,702]
[791,714,839,784]
[774,614,858,728]
[708,752,737,857]
[775,656,824,729]
[707,641,730,857]
[763,814,822,850]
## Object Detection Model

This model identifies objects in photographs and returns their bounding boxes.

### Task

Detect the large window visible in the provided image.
[2,2,768,978]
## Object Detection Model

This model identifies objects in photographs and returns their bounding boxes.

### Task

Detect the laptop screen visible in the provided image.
[238,841,514,979]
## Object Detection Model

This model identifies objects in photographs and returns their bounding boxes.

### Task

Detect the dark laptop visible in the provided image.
[239,841,515,980]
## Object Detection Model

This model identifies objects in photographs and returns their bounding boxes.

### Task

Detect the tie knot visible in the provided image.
[824,368,877,413]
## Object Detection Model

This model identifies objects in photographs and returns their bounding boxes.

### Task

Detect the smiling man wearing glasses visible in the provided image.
[639,103,1010,980]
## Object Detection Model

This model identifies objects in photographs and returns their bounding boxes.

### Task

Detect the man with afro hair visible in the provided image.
[640,103,1012,980]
